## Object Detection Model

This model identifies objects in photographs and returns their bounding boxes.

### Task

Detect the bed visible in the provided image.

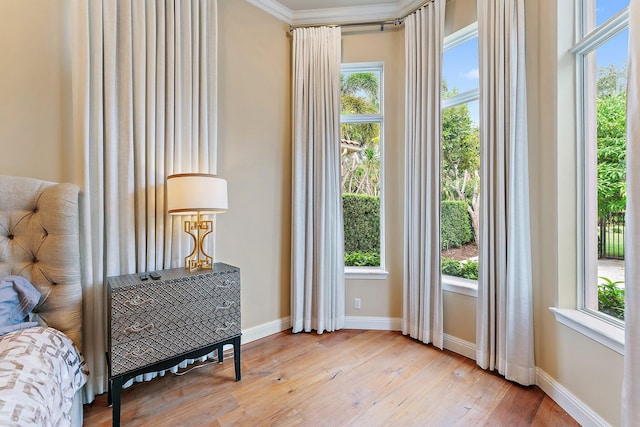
[0,175,87,427]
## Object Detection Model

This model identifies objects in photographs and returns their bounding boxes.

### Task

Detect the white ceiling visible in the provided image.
[245,0,427,25]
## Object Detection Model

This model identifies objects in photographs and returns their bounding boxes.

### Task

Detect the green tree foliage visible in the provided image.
[596,70,627,217]
[341,72,379,112]
[441,82,480,241]
[597,64,627,97]
[441,88,479,199]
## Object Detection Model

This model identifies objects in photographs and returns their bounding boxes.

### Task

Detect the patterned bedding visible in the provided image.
[0,327,87,427]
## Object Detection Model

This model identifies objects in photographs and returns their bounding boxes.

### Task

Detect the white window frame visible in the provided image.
[550,0,629,355]
[441,23,479,297]
[340,62,387,280]
[573,1,628,327]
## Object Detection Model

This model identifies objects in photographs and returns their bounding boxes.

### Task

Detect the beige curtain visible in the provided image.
[72,0,218,402]
[476,0,535,386]
[402,0,446,348]
[623,2,640,425]
[291,26,345,334]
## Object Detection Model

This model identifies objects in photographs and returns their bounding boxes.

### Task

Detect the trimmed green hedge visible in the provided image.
[441,200,473,249]
[343,194,380,253]
[343,194,380,267]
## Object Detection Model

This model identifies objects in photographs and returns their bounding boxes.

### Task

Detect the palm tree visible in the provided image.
[341,72,379,110]
[340,72,381,197]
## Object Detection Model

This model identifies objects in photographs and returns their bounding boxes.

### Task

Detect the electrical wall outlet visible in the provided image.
[354,297,361,309]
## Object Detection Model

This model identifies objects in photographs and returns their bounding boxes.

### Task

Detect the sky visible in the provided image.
[442,0,630,124]
[595,0,629,70]
[442,37,479,123]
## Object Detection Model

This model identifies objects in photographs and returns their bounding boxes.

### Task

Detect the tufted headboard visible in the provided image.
[0,175,83,351]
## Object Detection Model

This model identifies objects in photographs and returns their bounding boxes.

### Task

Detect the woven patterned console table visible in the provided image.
[106,263,241,427]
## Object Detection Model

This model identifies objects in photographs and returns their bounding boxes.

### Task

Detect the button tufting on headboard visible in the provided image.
[0,175,83,351]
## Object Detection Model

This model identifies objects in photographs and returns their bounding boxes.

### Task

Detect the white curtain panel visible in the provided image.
[72,0,218,402]
[402,0,445,348]
[476,0,535,385]
[623,2,640,425]
[291,26,345,334]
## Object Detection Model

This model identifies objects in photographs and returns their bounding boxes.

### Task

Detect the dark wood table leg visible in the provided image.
[106,352,112,406]
[233,336,241,381]
[111,375,123,427]
[217,344,224,364]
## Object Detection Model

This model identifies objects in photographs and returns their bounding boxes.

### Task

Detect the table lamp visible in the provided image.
[167,173,228,271]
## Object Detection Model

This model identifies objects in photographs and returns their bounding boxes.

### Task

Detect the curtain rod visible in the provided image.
[288,0,434,32]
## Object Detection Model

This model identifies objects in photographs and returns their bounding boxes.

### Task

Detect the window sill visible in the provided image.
[345,267,388,280]
[549,307,624,355]
[442,275,478,297]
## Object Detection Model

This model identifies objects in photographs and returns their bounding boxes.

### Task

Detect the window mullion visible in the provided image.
[571,7,628,55]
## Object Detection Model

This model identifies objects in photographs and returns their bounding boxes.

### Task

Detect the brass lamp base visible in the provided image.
[184,212,214,272]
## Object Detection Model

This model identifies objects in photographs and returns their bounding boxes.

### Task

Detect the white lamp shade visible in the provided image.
[167,173,228,215]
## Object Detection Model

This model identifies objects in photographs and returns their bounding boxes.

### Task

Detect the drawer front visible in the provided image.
[110,312,241,376]
[111,298,240,345]
[111,271,240,318]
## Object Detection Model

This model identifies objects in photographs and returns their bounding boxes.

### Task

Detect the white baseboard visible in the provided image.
[345,316,402,330]
[241,316,291,344]
[238,316,403,343]
[443,333,476,360]
[536,368,610,427]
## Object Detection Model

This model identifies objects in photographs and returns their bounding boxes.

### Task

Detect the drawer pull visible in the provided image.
[124,295,155,307]
[215,322,235,333]
[124,348,154,359]
[214,301,235,312]
[124,322,155,334]
[216,279,233,289]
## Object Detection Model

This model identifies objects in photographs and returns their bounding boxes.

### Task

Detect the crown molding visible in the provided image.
[245,0,294,24]
[245,0,429,26]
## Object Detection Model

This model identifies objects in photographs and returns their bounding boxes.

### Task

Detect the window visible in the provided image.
[440,23,480,294]
[575,0,629,323]
[340,63,384,275]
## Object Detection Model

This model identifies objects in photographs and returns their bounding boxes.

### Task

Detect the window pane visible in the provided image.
[341,122,381,267]
[341,70,381,115]
[441,100,480,279]
[442,37,478,98]
[584,29,628,321]
[596,0,629,26]
[583,0,629,34]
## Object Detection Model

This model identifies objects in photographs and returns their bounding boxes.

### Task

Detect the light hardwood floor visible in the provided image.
[84,330,580,426]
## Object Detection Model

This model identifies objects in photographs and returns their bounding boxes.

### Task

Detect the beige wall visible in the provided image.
[0,0,73,183]
[341,27,405,319]
[216,0,292,329]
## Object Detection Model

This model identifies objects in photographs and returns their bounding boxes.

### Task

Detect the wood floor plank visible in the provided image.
[485,383,546,426]
[83,330,579,427]
[531,396,581,427]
